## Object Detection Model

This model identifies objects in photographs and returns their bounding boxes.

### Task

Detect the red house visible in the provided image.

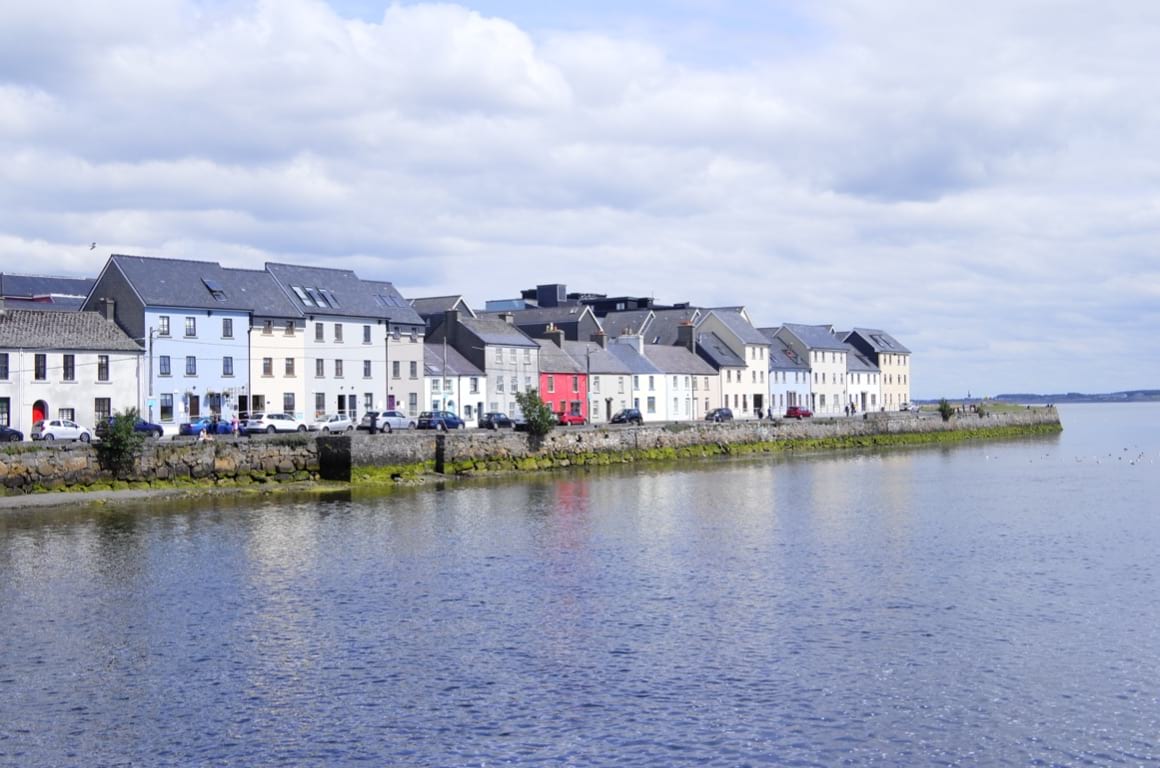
[535,335,587,424]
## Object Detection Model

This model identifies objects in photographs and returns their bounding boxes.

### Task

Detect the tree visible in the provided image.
[937,398,954,422]
[95,407,147,477]
[513,388,556,437]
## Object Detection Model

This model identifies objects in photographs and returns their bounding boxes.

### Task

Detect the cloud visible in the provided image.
[1,0,1158,394]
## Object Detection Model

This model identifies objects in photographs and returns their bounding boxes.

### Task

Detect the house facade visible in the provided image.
[843,343,881,414]
[0,303,141,435]
[423,342,486,421]
[759,328,812,415]
[696,309,770,417]
[426,310,540,418]
[609,335,668,420]
[560,336,634,424]
[643,344,717,421]
[776,324,848,417]
[844,328,911,410]
[363,280,425,418]
[536,337,587,422]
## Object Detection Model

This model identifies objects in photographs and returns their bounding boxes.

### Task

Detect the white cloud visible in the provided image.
[1,0,1158,394]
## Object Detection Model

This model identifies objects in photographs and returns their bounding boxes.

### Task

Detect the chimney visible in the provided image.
[614,333,644,354]
[102,297,116,322]
[444,308,459,347]
[676,321,695,353]
[499,312,514,325]
[542,323,564,348]
[590,329,608,349]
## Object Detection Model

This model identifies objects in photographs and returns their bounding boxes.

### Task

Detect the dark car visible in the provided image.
[785,406,813,419]
[179,417,233,437]
[96,416,165,440]
[478,412,515,430]
[705,408,733,423]
[0,424,23,442]
[417,411,466,430]
[610,408,644,425]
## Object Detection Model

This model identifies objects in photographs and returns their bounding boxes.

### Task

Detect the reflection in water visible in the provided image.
[5,406,1160,766]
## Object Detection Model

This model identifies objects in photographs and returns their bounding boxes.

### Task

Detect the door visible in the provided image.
[33,400,47,424]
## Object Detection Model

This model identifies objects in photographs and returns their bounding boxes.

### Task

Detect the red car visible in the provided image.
[558,412,586,426]
[785,406,813,419]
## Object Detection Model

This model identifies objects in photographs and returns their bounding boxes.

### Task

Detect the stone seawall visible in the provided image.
[1,435,320,495]
[0,409,1060,495]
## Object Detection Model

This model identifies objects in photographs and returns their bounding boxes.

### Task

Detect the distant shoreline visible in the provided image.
[916,392,1159,406]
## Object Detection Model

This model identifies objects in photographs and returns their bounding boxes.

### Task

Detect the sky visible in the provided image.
[2,0,1158,398]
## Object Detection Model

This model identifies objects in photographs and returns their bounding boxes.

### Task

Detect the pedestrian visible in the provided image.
[230,414,239,436]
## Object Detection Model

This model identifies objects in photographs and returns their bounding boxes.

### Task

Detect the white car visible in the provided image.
[358,410,416,433]
[314,413,354,433]
[31,418,92,442]
[243,413,309,434]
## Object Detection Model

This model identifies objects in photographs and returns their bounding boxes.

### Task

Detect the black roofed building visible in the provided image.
[0,301,141,436]
[0,273,95,312]
[758,327,812,414]
[843,328,911,410]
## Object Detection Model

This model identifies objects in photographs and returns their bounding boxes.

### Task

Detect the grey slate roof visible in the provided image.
[845,343,880,373]
[559,341,634,376]
[536,340,585,374]
[696,331,746,369]
[424,343,485,377]
[758,328,810,371]
[0,273,94,299]
[105,254,293,313]
[644,344,717,375]
[642,308,701,345]
[410,295,474,318]
[459,316,540,348]
[780,323,847,351]
[846,327,911,355]
[705,308,769,345]
[0,309,142,351]
[607,341,662,375]
[220,268,302,317]
[601,310,652,338]
[0,297,86,312]
[265,262,396,319]
[362,280,424,326]
[481,306,593,326]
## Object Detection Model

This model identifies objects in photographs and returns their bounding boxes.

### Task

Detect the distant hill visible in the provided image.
[993,390,1160,404]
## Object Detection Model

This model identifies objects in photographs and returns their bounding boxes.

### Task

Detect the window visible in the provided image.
[160,394,174,422]
[572,376,580,393]
[495,348,502,363]
[59,408,75,421]
[283,393,295,414]
[364,393,373,410]
[363,360,371,378]
[159,355,171,376]
[409,361,418,379]
[470,377,479,394]
[648,376,655,391]
[223,357,234,376]
[284,321,295,336]
[647,396,656,414]
[618,377,625,394]
[285,358,295,376]
[94,398,111,423]
[525,376,532,390]
[548,375,555,393]
[100,355,111,382]
[432,377,441,393]
[363,325,371,344]
[316,359,325,377]
[408,393,418,416]
[593,376,600,393]
[62,354,75,381]
[262,358,273,377]
[184,317,196,337]
[34,354,47,380]
[496,376,504,393]
[315,323,324,342]
[222,318,233,338]
[185,356,197,375]
[0,397,9,426]
[335,359,343,377]
[409,328,417,342]
[0,353,7,380]
[511,376,518,393]
[392,361,400,379]
[524,349,531,363]
[633,375,639,390]
[392,327,401,340]
[263,320,273,335]
[334,324,343,342]
[158,316,170,336]
[314,393,325,416]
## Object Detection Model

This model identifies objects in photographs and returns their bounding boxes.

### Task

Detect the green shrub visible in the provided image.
[94,407,146,478]
[514,388,556,437]
[937,398,954,422]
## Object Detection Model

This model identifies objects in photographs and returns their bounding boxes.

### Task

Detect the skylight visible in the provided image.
[202,278,226,301]
[306,288,328,308]
[291,286,314,307]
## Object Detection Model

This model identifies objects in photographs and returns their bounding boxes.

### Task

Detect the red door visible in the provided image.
[32,400,47,423]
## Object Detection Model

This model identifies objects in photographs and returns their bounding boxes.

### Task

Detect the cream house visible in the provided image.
[695,309,770,417]
[776,324,847,416]
[844,328,911,410]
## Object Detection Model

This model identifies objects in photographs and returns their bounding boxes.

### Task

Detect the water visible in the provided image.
[2,404,1158,766]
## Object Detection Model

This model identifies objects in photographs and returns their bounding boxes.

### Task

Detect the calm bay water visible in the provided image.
[2,404,1159,766]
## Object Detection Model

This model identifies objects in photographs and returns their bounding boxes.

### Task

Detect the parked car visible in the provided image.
[416,411,466,430]
[358,410,416,433]
[558,411,586,426]
[179,417,233,437]
[96,416,164,440]
[785,406,813,419]
[31,418,92,442]
[610,408,644,426]
[478,412,515,430]
[314,413,354,433]
[900,402,913,411]
[243,413,309,434]
[705,408,734,423]
[0,424,24,442]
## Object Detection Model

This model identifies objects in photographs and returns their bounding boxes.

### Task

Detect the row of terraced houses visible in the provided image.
[0,257,911,436]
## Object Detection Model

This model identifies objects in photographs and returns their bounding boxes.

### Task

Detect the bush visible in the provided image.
[95,407,147,477]
[937,398,954,422]
[513,389,557,437]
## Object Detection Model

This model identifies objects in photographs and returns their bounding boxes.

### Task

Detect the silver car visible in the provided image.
[313,413,354,433]
[358,410,416,433]
[31,418,92,442]
[243,413,309,434]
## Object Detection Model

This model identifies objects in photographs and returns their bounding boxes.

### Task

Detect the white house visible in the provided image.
[759,327,811,416]
[776,324,848,417]
[424,342,487,421]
